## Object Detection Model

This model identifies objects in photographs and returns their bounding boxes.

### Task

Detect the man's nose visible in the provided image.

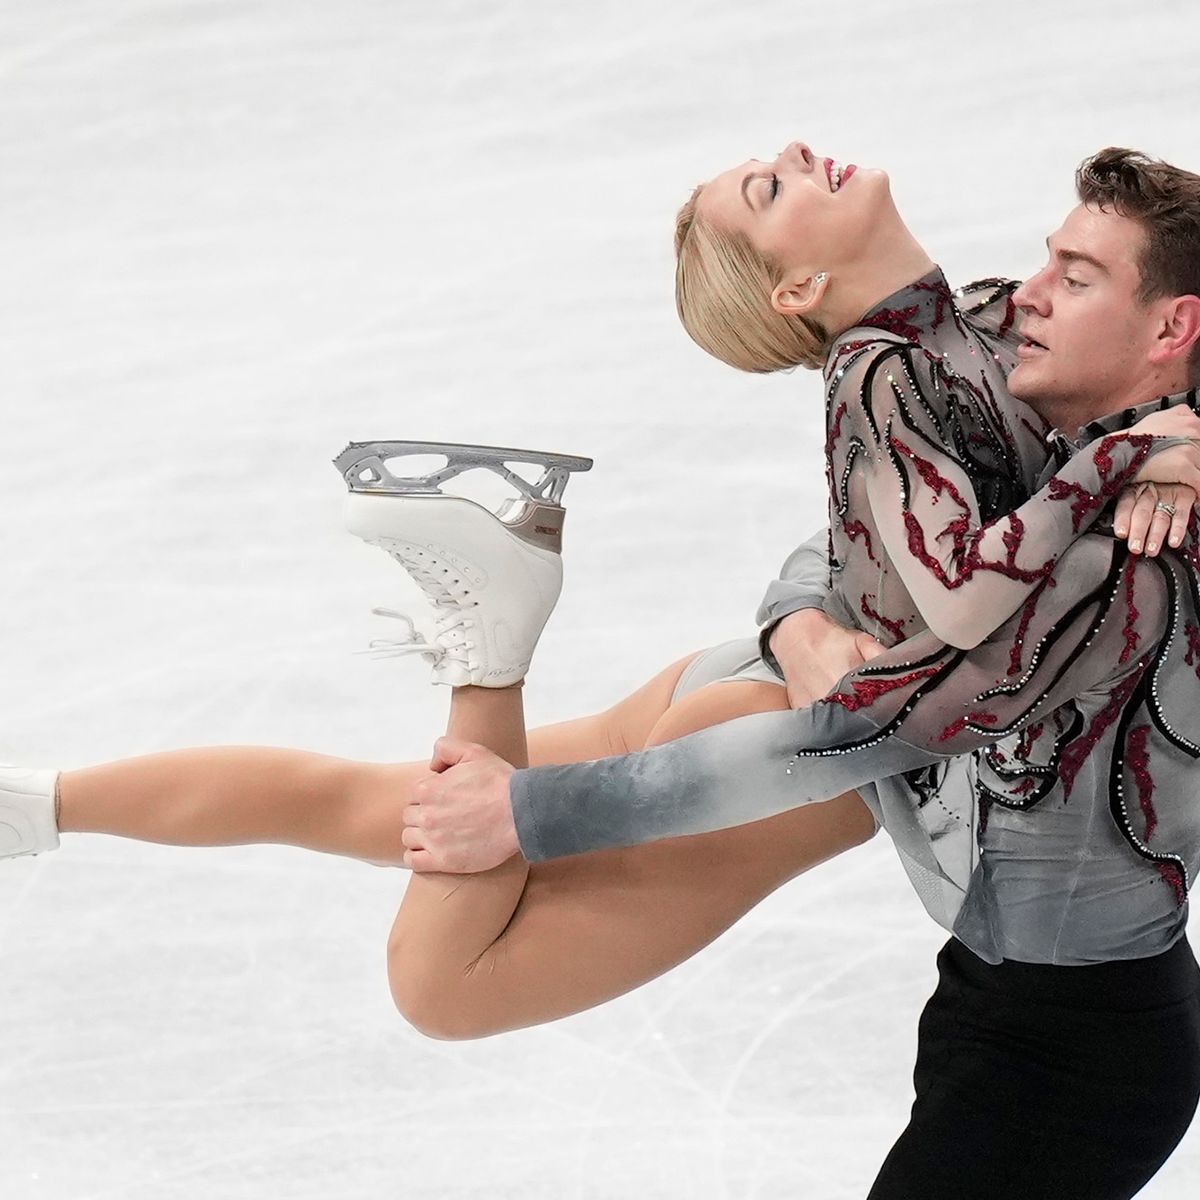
[1013,270,1049,314]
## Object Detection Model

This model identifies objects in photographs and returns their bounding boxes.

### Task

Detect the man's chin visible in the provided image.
[1006,360,1042,401]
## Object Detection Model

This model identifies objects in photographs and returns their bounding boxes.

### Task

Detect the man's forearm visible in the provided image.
[510,691,935,862]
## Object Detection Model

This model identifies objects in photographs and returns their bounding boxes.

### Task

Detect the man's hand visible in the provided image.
[768,609,886,709]
[401,737,520,873]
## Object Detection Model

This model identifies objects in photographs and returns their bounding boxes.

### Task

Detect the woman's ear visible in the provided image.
[771,271,829,317]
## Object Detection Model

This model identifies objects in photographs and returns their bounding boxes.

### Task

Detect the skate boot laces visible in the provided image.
[359,609,442,664]
[361,607,477,673]
[362,539,482,672]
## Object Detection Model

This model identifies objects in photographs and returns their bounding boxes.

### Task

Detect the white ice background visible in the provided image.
[2,1,1199,1196]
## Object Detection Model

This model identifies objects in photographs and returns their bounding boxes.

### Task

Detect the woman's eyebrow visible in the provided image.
[740,172,766,209]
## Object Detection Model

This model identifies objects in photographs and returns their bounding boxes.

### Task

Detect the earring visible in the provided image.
[814,272,828,285]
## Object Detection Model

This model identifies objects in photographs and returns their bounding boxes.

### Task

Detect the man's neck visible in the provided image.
[1033,372,1193,436]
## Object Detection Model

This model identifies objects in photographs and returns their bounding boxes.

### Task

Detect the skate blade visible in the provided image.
[332,440,592,509]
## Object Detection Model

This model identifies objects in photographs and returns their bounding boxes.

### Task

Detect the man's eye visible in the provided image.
[1063,276,1086,290]
[770,174,780,199]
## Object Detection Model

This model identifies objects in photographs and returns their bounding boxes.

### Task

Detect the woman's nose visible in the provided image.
[778,142,813,170]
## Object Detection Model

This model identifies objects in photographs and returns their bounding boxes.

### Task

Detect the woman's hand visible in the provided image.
[1124,412,1200,552]
[1128,406,1200,439]
[768,609,885,709]
[1113,482,1197,554]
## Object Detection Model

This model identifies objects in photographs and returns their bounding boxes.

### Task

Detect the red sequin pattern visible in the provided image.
[842,519,877,564]
[1126,724,1156,841]
[861,304,923,343]
[939,711,1000,742]
[1058,667,1147,799]
[822,668,939,712]
[860,594,906,643]
[1119,558,1141,666]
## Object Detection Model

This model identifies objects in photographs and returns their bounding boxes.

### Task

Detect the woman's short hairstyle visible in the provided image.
[674,183,830,374]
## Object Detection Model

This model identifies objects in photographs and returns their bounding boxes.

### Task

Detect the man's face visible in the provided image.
[1009,203,1162,423]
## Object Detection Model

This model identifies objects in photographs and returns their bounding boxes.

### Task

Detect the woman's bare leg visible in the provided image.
[57,748,421,862]
[54,653,698,862]
[55,653,874,1037]
[386,678,876,1039]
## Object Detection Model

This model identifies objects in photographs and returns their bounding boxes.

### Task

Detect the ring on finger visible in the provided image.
[1155,501,1178,517]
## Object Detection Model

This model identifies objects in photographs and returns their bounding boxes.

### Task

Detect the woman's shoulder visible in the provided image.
[825,329,912,387]
[955,277,1021,343]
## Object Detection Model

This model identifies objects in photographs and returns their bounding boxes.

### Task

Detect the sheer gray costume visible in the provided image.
[510,271,1200,965]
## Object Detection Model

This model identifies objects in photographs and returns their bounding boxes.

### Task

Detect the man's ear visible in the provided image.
[1150,294,1200,366]
[771,271,830,318]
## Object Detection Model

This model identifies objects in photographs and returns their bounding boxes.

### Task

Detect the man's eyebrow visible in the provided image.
[1045,237,1109,274]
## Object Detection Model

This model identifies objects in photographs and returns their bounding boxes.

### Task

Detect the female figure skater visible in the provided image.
[5,144,1200,1197]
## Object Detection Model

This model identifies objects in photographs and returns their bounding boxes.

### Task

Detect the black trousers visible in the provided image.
[867,936,1200,1200]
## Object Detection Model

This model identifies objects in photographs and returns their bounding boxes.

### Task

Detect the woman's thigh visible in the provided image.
[446,676,877,1034]
[525,651,699,765]
[525,638,778,765]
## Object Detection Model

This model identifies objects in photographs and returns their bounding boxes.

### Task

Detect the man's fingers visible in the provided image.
[427,734,472,772]
[401,825,424,850]
[403,848,440,873]
[402,803,424,828]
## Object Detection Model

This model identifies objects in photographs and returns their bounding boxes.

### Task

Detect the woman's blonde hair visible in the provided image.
[674,183,831,374]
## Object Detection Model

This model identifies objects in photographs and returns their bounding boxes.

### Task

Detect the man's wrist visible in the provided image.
[768,607,828,655]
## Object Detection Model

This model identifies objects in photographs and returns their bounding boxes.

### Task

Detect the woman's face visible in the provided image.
[699,142,894,281]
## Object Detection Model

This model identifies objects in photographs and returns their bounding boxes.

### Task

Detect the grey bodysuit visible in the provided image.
[510,270,1200,965]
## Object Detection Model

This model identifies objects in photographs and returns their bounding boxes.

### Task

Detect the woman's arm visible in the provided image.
[850,341,1197,648]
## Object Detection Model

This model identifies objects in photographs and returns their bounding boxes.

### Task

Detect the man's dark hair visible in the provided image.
[1076,147,1200,306]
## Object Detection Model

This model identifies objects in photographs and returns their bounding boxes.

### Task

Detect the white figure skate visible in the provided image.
[0,766,60,859]
[334,440,592,687]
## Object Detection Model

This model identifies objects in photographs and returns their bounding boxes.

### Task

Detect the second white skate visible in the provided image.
[0,765,61,859]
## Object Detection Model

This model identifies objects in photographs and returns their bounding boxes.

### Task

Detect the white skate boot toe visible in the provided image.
[335,441,592,688]
[0,766,61,858]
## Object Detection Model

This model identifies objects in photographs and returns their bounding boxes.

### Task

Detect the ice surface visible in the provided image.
[1,1,1198,1195]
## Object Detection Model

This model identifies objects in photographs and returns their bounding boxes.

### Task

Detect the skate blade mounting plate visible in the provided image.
[333,440,593,508]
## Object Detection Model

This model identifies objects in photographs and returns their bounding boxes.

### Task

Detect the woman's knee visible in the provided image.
[386,933,502,1042]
